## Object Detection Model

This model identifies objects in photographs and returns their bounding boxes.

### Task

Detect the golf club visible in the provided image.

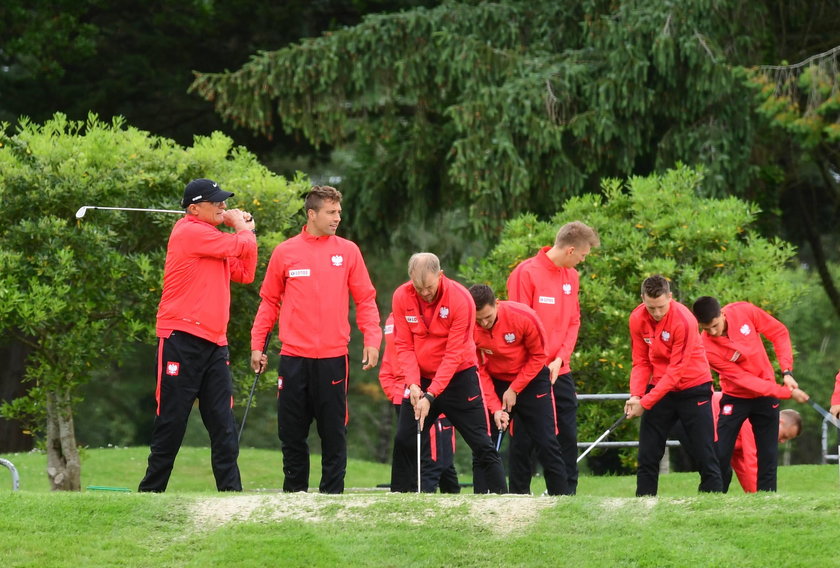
[495,408,511,452]
[416,419,422,494]
[807,399,840,430]
[75,205,183,219]
[577,413,627,463]
[238,332,273,443]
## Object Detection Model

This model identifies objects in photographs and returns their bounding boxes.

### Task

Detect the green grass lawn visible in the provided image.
[1,447,839,567]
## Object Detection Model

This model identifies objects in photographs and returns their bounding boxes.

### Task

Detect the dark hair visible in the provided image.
[469,284,496,310]
[304,185,342,213]
[641,274,670,298]
[692,296,722,324]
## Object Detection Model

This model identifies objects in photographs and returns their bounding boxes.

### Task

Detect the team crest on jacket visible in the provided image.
[439,306,450,319]
[740,324,751,336]
[165,361,180,376]
[331,254,344,267]
[562,283,572,295]
[722,404,733,416]
[504,332,516,344]
[661,330,671,342]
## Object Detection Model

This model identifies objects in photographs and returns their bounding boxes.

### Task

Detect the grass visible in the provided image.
[1,447,839,567]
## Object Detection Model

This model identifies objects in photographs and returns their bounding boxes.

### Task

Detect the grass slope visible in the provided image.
[1,447,839,567]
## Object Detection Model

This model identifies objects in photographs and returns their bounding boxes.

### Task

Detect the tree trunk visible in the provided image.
[0,340,34,452]
[45,388,81,491]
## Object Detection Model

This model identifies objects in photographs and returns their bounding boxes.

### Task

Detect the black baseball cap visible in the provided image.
[181,178,235,208]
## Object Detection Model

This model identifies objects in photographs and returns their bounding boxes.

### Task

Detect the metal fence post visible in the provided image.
[0,458,20,491]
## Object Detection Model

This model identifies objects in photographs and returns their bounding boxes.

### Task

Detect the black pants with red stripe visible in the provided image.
[277,355,348,494]
[393,405,460,493]
[139,331,241,492]
[390,367,506,493]
[637,381,722,496]
[717,394,780,492]
[508,371,578,494]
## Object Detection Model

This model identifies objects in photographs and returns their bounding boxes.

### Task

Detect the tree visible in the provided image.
[460,165,801,464]
[190,0,840,308]
[0,113,305,489]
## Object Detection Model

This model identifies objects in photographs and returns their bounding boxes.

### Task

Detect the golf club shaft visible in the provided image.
[808,399,840,430]
[238,332,273,443]
[76,205,183,218]
[577,414,627,463]
[416,420,421,494]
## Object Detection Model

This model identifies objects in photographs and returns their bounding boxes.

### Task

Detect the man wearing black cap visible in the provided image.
[139,178,257,492]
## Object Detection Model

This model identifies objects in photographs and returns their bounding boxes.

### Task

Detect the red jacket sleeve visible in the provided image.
[347,244,382,350]
[629,311,654,398]
[251,245,286,351]
[832,370,840,406]
[705,344,791,399]
[749,304,793,373]
[477,355,503,414]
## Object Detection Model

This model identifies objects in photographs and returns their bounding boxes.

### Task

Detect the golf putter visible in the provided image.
[416,419,422,494]
[238,332,273,443]
[577,413,627,463]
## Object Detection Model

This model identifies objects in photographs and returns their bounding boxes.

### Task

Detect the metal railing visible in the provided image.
[576,393,682,451]
[0,458,19,491]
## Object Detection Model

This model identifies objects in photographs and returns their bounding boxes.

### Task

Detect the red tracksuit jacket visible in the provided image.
[251,227,381,357]
[701,302,793,400]
[831,370,840,406]
[379,313,405,405]
[474,301,549,414]
[507,246,580,374]
[156,215,257,345]
[391,274,478,397]
[629,300,711,409]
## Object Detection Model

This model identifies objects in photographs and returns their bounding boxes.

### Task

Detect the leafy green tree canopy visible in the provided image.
[190,0,788,245]
[0,113,305,489]
[460,165,800,460]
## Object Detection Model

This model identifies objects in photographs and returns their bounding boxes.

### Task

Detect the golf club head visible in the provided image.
[75,206,88,219]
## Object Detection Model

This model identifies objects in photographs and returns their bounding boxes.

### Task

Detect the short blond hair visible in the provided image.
[554,221,600,248]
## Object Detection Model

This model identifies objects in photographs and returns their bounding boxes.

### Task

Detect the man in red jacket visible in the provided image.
[692,296,809,492]
[624,275,722,496]
[139,178,257,492]
[469,284,569,495]
[250,186,381,494]
[506,221,600,494]
[380,313,460,493]
[389,253,506,493]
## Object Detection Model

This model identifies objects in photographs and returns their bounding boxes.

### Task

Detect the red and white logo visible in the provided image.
[504,333,516,344]
[277,376,284,390]
[331,254,344,267]
[563,283,572,295]
[661,331,671,342]
[165,362,180,376]
[439,306,450,319]
[722,404,734,416]
[740,324,751,336]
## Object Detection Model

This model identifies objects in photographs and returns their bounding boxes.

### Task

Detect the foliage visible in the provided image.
[191,0,820,247]
[0,112,305,488]
[779,263,840,463]
[460,165,801,458]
